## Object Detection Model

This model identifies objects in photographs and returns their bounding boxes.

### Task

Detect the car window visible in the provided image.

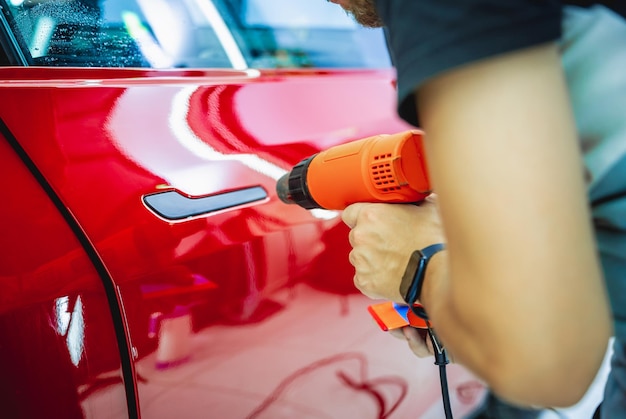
[1,0,391,69]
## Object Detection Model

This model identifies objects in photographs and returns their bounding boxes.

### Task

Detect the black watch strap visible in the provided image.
[400,243,446,319]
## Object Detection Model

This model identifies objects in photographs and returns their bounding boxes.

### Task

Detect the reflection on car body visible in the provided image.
[0,0,484,418]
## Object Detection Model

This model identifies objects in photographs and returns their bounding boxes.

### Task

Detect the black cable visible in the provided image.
[437,361,453,419]
[427,327,454,419]
[406,303,454,418]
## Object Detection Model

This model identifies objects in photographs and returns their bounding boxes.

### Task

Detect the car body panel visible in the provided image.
[0,1,486,412]
[0,66,485,418]
[0,120,130,419]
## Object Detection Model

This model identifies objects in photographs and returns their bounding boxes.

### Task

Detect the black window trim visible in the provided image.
[0,0,32,66]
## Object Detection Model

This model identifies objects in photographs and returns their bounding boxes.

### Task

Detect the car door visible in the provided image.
[0,117,135,418]
[0,1,485,418]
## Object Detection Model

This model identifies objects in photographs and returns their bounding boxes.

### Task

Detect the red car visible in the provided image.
[0,1,483,417]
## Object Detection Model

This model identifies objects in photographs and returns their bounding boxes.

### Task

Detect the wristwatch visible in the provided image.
[400,243,446,320]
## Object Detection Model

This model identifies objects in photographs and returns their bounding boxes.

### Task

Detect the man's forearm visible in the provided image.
[416,42,612,407]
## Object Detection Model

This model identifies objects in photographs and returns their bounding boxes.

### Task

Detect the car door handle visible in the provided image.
[143,186,267,220]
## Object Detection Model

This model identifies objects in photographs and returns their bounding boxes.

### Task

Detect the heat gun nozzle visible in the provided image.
[276,156,320,209]
[276,173,295,205]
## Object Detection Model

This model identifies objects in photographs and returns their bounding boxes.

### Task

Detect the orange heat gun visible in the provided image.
[276,130,431,210]
[276,132,454,418]
[276,129,433,331]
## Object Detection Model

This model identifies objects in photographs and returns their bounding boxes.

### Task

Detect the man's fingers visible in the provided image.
[341,202,366,228]
[389,329,405,340]
[402,327,433,358]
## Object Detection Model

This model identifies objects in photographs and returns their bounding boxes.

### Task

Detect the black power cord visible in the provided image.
[425,324,453,419]
[408,304,454,419]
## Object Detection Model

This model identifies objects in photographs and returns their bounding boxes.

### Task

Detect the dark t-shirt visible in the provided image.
[374,2,626,416]
[374,0,624,127]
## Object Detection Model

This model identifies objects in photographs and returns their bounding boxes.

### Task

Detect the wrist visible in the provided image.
[399,243,446,318]
[419,249,447,312]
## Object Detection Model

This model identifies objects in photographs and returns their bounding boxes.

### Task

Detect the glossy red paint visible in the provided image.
[0,126,130,418]
[0,67,484,418]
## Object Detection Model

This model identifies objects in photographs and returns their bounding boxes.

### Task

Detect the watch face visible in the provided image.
[400,250,424,303]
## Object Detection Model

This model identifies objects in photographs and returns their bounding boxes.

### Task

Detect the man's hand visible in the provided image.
[390,327,434,358]
[341,196,445,302]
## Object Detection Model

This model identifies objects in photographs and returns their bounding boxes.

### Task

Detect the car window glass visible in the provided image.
[2,0,391,69]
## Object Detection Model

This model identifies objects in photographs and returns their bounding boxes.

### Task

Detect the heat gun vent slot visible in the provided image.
[371,161,401,192]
